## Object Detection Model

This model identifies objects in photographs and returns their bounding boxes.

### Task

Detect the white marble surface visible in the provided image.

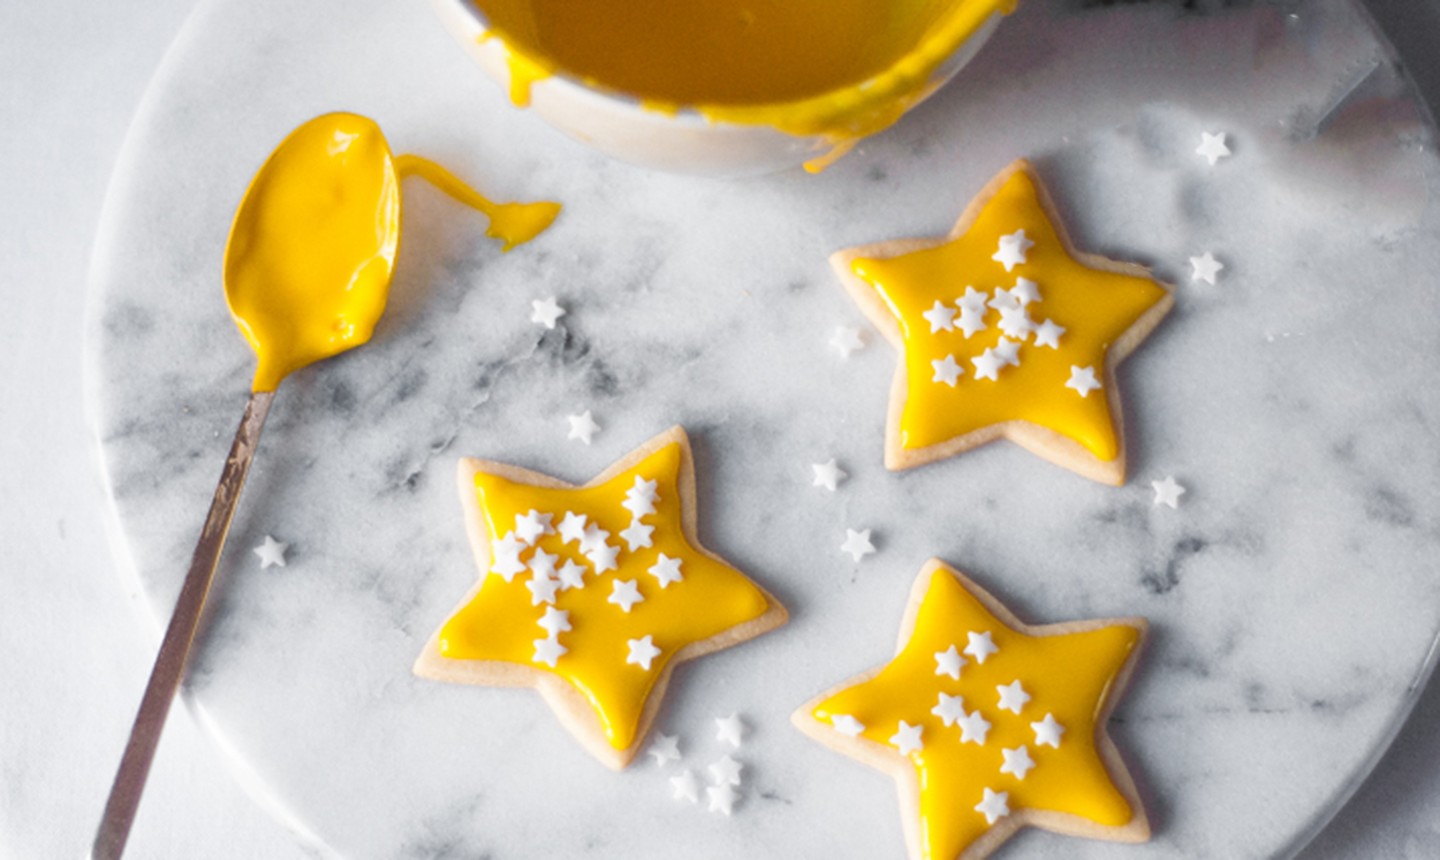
[3,0,1440,858]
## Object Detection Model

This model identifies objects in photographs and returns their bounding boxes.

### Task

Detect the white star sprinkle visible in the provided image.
[578,523,612,555]
[811,458,847,492]
[922,300,957,333]
[647,553,684,589]
[557,511,588,544]
[957,286,990,315]
[996,306,1035,341]
[996,680,1031,715]
[1196,131,1231,166]
[525,575,560,606]
[931,354,964,387]
[1032,318,1065,349]
[934,645,965,680]
[831,714,866,737]
[956,708,992,746]
[529,296,566,329]
[648,733,681,766]
[965,630,999,664]
[974,787,1011,825]
[608,579,643,613]
[622,476,659,517]
[490,531,527,581]
[956,306,988,338]
[1065,365,1102,398]
[1010,277,1041,305]
[670,769,701,803]
[889,720,924,756]
[527,548,558,579]
[1190,251,1224,285]
[253,535,288,569]
[627,634,662,670]
[619,520,655,551]
[537,606,571,637]
[708,754,744,787]
[972,349,1003,381]
[830,326,866,358]
[566,410,600,445]
[932,692,967,727]
[992,338,1022,368]
[706,783,740,816]
[1152,476,1186,509]
[586,544,621,574]
[514,509,554,545]
[988,288,1021,312]
[840,528,876,562]
[557,559,587,591]
[533,636,567,668]
[715,714,746,748]
[993,229,1035,272]
[1031,713,1065,749]
[999,745,1036,780]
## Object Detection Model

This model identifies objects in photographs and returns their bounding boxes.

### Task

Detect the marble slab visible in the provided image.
[87,0,1440,856]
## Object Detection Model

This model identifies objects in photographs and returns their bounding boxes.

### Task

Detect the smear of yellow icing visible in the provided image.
[438,441,773,751]
[850,166,1168,461]
[394,155,560,251]
[810,565,1141,860]
[224,113,402,392]
[470,0,1018,168]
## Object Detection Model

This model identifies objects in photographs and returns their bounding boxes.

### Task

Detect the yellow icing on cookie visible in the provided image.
[805,563,1145,860]
[849,165,1169,462]
[437,440,773,751]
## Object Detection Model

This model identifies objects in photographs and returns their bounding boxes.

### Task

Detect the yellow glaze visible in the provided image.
[438,441,772,750]
[851,167,1168,461]
[394,155,561,252]
[811,566,1141,860]
[224,113,401,392]
[472,0,1016,165]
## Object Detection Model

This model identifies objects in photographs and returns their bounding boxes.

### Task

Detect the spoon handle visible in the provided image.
[92,390,275,860]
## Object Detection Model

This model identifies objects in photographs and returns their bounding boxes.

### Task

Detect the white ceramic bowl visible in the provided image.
[427,0,1006,177]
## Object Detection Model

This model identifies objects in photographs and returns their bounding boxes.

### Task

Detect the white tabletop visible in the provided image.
[2,1,1438,857]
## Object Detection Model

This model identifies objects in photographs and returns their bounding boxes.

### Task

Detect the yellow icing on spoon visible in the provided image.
[393,154,561,251]
[224,112,402,393]
[224,113,561,393]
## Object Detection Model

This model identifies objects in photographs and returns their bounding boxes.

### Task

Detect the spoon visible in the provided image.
[92,112,403,860]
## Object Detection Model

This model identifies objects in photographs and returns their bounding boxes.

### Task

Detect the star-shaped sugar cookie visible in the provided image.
[793,560,1149,860]
[832,160,1173,484]
[414,427,787,769]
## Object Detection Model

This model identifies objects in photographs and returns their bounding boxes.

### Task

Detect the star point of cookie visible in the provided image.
[792,560,1149,860]
[413,426,787,770]
[830,160,1173,485]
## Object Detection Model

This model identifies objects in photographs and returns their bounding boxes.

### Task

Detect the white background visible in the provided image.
[1,0,1438,856]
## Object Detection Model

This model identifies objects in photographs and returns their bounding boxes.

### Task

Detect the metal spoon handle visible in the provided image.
[92,389,275,860]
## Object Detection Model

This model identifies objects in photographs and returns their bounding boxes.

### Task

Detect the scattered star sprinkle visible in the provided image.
[971,349,1003,381]
[830,326,866,358]
[1031,713,1066,749]
[706,783,740,815]
[999,745,1036,780]
[1032,318,1066,349]
[890,720,924,756]
[974,788,1011,825]
[840,528,876,562]
[1065,365,1102,398]
[708,754,744,786]
[1196,131,1231,166]
[608,579,644,613]
[1189,251,1224,285]
[923,300,957,333]
[253,535,288,569]
[566,410,600,445]
[647,733,681,766]
[648,553,684,589]
[627,635,662,670]
[992,228,1035,272]
[831,714,866,737]
[715,714,746,748]
[996,680,1031,715]
[529,296,566,329]
[811,458,847,492]
[532,636,567,668]
[965,630,999,665]
[931,354,964,387]
[931,692,967,727]
[514,509,554,544]
[670,769,701,803]
[1152,476,1186,509]
[956,707,992,746]
[934,644,965,680]
[537,606,571,637]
